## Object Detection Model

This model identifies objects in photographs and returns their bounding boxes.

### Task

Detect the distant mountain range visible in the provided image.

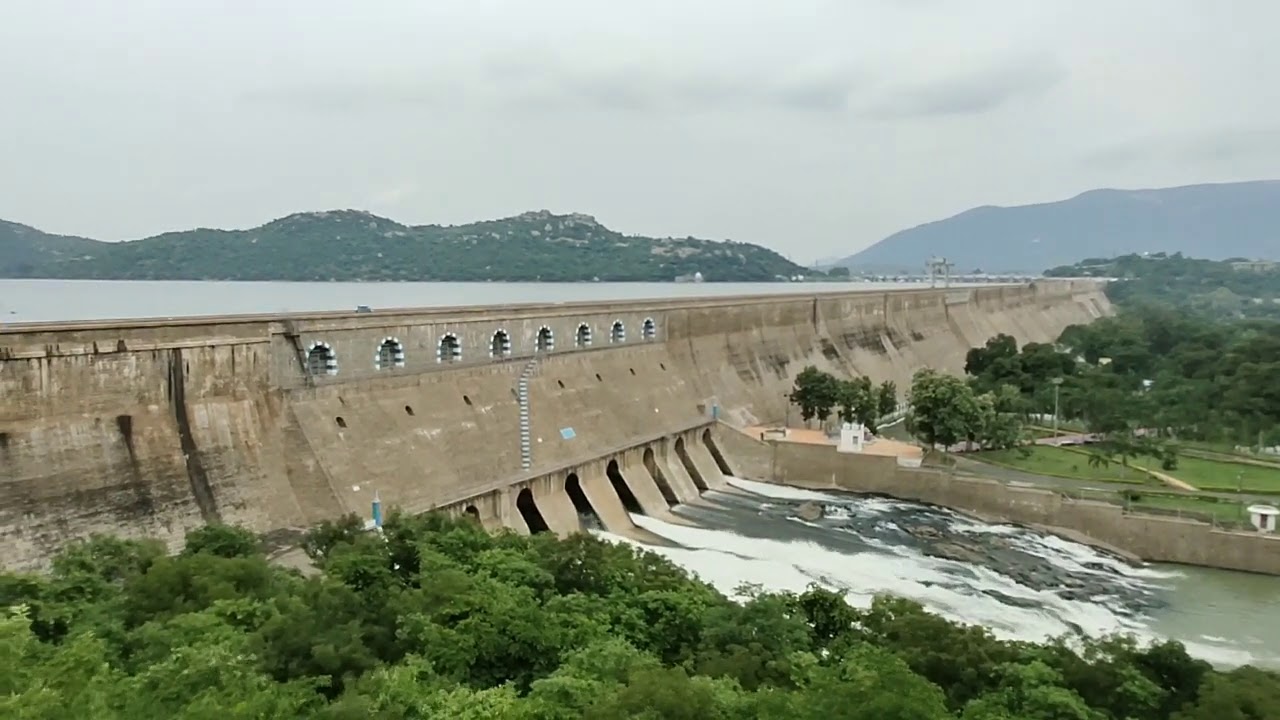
[837,180,1280,273]
[0,210,807,283]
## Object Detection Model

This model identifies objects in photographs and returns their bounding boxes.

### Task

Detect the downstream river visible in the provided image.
[5,279,1278,668]
[599,479,1280,669]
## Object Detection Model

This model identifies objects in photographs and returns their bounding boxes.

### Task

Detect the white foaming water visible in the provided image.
[594,476,1272,668]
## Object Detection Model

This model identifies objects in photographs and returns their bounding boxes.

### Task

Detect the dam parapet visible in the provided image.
[0,280,1108,570]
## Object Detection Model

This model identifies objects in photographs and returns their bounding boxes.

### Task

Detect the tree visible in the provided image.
[975,392,1027,453]
[876,380,898,419]
[789,366,841,428]
[0,513,1271,718]
[906,369,982,449]
[964,334,1019,378]
[836,377,878,432]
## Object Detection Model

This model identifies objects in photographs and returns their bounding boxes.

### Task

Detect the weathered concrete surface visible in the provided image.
[733,432,1280,576]
[0,281,1108,570]
[579,471,635,533]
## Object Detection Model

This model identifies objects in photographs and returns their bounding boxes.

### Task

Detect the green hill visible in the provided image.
[838,180,1280,273]
[1046,252,1280,319]
[0,210,807,282]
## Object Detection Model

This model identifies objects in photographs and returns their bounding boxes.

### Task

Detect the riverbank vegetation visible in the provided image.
[3,515,1276,719]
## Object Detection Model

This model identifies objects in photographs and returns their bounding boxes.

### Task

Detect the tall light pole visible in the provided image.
[1051,377,1063,439]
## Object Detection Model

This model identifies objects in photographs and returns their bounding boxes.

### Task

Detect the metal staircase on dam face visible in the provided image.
[517,356,540,471]
[281,320,314,386]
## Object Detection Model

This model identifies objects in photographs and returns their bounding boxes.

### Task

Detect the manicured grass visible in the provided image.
[1180,442,1280,467]
[1165,454,1280,493]
[974,445,1154,484]
[977,442,1280,494]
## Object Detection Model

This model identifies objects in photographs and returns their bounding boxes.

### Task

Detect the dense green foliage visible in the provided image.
[0,210,807,282]
[4,516,1276,719]
[905,368,1027,451]
[1045,253,1280,319]
[842,180,1280,273]
[787,366,897,433]
[971,309,1280,446]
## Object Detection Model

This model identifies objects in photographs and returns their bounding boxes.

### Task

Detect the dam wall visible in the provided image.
[732,430,1280,576]
[0,280,1107,570]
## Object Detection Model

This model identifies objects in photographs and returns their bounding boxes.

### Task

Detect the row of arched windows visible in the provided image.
[305,317,658,377]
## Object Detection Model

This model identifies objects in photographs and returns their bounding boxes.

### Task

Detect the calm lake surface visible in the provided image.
[0,278,943,324]
[3,278,1277,667]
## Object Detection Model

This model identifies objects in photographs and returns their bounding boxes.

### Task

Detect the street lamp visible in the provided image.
[1051,377,1064,439]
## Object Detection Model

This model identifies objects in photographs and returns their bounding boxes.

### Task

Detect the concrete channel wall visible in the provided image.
[0,281,1108,570]
[723,430,1280,576]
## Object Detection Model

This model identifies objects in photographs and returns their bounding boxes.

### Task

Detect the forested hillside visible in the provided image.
[1047,253,1280,319]
[0,210,806,282]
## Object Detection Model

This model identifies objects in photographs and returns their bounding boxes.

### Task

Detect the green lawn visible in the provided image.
[1166,454,1280,493]
[974,445,1155,484]
[976,443,1280,494]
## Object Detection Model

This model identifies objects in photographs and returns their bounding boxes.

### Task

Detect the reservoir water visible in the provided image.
[4,278,1278,668]
[0,278,936,324]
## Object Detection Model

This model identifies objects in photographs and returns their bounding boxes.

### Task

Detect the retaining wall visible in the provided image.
[732,434,1280,576]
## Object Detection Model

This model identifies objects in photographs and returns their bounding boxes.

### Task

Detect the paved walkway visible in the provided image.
[741,424,923,462]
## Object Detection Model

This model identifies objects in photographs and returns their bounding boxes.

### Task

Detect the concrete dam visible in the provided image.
[0,281,1110,570]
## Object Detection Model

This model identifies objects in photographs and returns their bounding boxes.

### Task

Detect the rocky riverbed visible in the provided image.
[773,492,1166,627]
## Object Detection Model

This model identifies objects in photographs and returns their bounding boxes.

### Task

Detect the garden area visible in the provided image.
[972,444,1280,495]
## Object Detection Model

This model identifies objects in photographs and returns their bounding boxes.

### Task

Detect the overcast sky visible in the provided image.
[2,1,1277,263]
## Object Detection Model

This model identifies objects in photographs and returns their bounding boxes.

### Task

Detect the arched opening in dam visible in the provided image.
[437,333,462,363]
[536,325,554,353]
[702,429,734,476]
[610,320,626,343]
[306,342,337,376]
[463,505,481,523]
[375,337,405,370]
[606,460,644,515]
[642,447,679,507]
[575,323,593,347]
[674,437,708,492]
[515,488,550,534]
[490,329,512,358]
[564,473,600,527]
[642,317,657,341]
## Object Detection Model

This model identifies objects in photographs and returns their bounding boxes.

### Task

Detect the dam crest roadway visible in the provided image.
[0,282,1112,570]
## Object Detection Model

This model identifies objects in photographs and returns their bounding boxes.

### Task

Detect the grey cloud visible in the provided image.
[240,50,868,116]
[863,56,1066,120]
[3,1,1277,263]
[1083,127,1280,171]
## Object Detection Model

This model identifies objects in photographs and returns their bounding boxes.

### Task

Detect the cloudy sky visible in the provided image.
[2,1,1276,263]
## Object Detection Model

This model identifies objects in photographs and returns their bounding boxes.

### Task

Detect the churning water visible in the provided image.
[594,478,1280,669]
